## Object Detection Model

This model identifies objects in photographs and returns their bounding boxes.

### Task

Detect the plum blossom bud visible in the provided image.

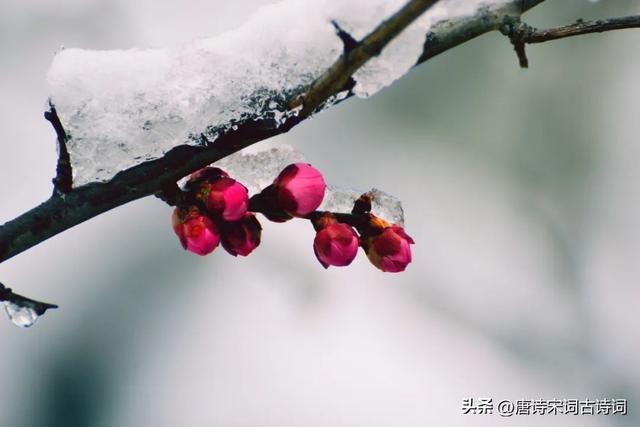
[188,167,249,222]
[364,223,414,273]
[172,207,220,256]
[204,177,249,222]
[273,163,326,217]
[221,213,262,257]
[313,222,359,268]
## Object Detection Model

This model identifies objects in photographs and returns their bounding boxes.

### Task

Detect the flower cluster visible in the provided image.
[170,163,414,272]
[173,167,259,257]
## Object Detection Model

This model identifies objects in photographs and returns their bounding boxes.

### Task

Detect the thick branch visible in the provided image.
[0,0,564,263]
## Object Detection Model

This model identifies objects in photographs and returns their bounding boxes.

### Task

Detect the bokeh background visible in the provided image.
[1,0,640,426]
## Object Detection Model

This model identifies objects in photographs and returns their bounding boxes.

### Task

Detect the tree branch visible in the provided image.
[416,0,545,65]
[44,104,73,195]
[4,0,635,268]
[0,282,58,316]
[297,0,439,115]
[0,0,446,263]
[525,15,640,43]
[502,15,640,68]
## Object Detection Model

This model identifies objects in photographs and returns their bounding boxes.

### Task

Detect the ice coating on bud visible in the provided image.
[313,222,359,268]
[274,163,326,216]
[206,177,249,221]
[365,225,414,273]
[172,207,221,256]
[222,213,262,257]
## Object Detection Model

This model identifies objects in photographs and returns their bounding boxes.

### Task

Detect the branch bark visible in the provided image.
[44,105,73,195]
[3,0,637,266]
[502,14,640,68]
[524,15,640,43]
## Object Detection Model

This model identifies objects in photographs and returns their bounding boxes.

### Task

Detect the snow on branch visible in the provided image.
[2,0,640,318]
[49,0,504,186]
[3,0,502,264]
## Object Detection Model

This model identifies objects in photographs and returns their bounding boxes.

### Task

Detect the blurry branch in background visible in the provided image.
[1,0,639,305]
[502,14,640,68]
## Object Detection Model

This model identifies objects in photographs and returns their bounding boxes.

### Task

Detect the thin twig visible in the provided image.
[44,104,73,195]
[0,282,58,315]
[331,20,358,54]
[503,15,640,68]
[525,15,640,43]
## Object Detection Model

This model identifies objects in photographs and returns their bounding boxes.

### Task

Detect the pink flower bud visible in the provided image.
[172,207,221,256]
[205,177,249,222]
[313,222,359,268]
[273,163,326,217]
[364,225,414,273]
[221,213,262,257]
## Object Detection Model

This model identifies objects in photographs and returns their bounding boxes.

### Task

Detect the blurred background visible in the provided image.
[1,0,640,426]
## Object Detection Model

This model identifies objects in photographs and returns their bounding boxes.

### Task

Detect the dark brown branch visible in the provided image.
[0,0,563,265]
[503,15,640,68]
[1,0,448,263]
[0,116,297,263]
[44,104,73,195]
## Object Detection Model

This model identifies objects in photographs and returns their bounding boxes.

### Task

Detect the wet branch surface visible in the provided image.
[1,0,639,303]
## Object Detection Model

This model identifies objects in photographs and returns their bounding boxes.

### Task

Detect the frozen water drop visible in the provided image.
[320,186,405,226]
[4,301,40,328]
[369,188,405,226]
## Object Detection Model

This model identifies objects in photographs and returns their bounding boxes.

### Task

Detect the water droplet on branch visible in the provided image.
[3,301,40,328]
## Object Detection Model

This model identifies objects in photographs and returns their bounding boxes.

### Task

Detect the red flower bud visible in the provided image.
[313,222,359,268]
[221,213,262,257]
[364,225,414,273]
[273,163,326,217]
[188,168,249,222]
[172,207,220,256]
[205,177,249,222]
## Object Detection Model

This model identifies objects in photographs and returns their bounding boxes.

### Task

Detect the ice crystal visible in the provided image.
[214,145,306,195]
[320,186,405,226]
[4,301,39,328]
